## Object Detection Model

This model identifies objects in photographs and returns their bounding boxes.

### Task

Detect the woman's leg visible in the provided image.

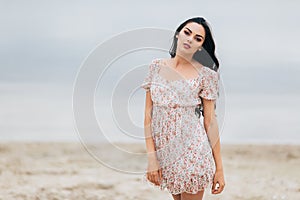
[181,190,204,200]
[171,193,181,200]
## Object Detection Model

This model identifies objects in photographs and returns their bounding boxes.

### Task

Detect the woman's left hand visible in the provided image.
[211,169,225,194]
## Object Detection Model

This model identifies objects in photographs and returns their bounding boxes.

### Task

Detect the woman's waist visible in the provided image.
[153,102,199,108]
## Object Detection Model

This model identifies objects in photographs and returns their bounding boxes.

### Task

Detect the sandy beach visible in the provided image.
[0,142,299,200]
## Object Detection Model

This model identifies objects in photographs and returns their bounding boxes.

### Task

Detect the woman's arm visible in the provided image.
[202,99,223,171]
[144,91,156,160]
[144,91,162,185]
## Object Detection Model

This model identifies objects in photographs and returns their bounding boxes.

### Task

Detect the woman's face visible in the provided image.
[176,22,205,56]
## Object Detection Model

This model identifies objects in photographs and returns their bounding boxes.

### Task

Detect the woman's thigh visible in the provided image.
[181,190,204,200]
[171,193,181,200]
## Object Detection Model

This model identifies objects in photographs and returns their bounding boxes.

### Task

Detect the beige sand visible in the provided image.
[0,142,299,199]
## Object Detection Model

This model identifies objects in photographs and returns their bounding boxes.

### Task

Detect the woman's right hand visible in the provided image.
[146,155,162,186]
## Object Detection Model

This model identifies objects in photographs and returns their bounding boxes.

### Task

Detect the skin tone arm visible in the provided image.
[144,90,162,185]
[202,98,225,194]
[144,91,155,156]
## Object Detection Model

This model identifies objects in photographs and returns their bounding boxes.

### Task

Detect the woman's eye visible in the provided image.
[184,30,190,35]
[196,38,202,42]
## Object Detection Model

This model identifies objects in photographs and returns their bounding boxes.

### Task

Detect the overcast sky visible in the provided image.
[1,0,299,93]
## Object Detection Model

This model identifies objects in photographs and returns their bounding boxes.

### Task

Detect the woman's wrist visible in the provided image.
[215,167,223,172]
[147,152,158,160]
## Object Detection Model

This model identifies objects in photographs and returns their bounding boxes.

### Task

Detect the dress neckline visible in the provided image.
[156,71,200,83]
[155,58,201,82]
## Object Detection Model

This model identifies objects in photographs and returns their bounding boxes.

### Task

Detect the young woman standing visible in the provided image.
[141,17,225,200]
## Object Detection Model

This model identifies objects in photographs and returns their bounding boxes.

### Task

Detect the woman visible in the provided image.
[141,17,225,200]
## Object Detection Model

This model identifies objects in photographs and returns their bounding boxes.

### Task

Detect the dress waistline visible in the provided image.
[153,102,198,108]
[152,102,202,118]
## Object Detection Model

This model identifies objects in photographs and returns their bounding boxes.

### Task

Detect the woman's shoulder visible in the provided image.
[201,65,219,76]
[150,57,165,66]
[201,65,219,83]
[148,58,168,71]
[146,58,163,74]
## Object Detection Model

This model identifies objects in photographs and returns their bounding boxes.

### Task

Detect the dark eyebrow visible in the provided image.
[185,27,204,39]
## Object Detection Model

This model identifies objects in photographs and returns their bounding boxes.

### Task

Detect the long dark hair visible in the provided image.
[169,17,219,72]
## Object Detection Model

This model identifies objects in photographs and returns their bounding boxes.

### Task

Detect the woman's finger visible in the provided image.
[149,172,156,184]
[159,169,162,179]
[212,181,219,193]
[211,180,217,192]
[212,181,225,194]
[219,183,225,192]
[153,171,160,185]
[154,172,160,185]
[147,170,163,186]
[149,174,154,183]
[148,172,156,185]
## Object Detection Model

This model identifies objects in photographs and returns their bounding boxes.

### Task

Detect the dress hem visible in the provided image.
[141,171,214,195]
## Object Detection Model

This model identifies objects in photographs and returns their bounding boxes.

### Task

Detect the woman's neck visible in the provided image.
[172,55,194,69]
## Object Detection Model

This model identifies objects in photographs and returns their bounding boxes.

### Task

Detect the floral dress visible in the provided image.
[140,58,220,194]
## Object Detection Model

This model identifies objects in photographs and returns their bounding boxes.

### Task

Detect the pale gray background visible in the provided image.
[1,0,299,143]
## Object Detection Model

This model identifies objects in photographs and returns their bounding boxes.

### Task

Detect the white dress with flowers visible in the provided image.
[140,58,219,194]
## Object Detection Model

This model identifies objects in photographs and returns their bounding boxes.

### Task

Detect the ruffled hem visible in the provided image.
[141,150,216,195]
[141,170,214,195]
[140,140,216,195]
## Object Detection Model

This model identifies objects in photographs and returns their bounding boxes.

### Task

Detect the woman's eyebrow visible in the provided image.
[185,27,204,38]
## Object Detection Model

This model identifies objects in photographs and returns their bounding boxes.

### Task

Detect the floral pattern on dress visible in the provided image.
[140,58,219,194]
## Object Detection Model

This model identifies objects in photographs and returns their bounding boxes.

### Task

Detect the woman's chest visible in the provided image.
[150,73,201,99]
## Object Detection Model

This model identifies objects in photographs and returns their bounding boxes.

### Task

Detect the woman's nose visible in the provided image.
[187,36,193,43]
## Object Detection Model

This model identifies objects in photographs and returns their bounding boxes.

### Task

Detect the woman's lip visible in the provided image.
[183,43,191,48]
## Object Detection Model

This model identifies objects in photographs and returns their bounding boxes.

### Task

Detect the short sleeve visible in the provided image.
[140,59,157,92]
[199,69,219,100]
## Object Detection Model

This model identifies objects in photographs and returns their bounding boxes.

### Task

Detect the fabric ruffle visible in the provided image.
[198,67,220,100]
[140,59,160,92]
[141,149,215,195]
